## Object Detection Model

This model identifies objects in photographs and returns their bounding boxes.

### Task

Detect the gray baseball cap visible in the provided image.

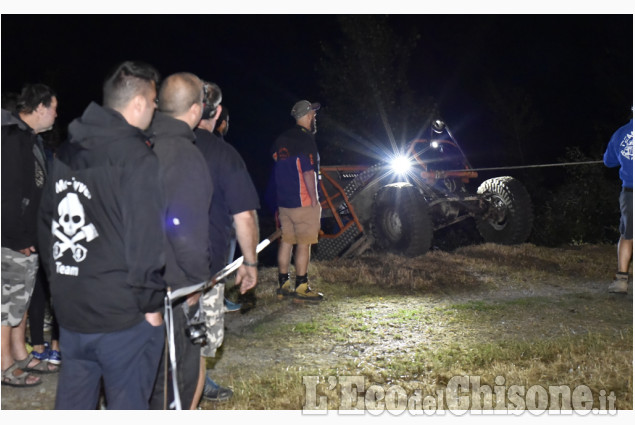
[291,100,320,119]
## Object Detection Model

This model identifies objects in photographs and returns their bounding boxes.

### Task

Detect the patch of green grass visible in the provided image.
[419,331,633,371]
[292,320,321,335]
[349,310,375,319]
[449,300,503,312]
[449,297,558,313]
[386,308,424,320]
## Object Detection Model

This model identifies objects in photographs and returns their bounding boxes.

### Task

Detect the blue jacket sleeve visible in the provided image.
[603,138,619,168]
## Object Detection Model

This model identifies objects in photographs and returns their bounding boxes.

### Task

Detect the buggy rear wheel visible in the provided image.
[476,176,533,244]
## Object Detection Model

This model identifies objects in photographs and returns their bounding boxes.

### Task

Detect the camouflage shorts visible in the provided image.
[1,247,38,326]
[200,282,225,357]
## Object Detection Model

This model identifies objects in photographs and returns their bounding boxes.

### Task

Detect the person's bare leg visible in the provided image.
[278,241,294,275]
[11,312,51,370]
[1,325,14,370]
[294,244,311,277]
[10,312,30,361]
[191,357,206,409]
[2,324,40,385]
[618,237,633,273]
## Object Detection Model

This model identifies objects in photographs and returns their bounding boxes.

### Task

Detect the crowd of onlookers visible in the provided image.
[2,59,325,409]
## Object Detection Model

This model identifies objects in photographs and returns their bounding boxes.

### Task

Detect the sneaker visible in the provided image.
[608,273,629,294]
[223,297,242,313]
[47,349,61,365]
[276,280,294,300]
[31,348,49,361]
[202,376,233,402]
[293,282,324,302]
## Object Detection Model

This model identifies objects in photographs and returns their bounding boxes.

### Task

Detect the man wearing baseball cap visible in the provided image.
[271,100,323,301]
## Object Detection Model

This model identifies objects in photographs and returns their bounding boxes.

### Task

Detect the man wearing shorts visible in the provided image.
[271,100,323,301]
[2,84,59,388]
[604,115,633,294]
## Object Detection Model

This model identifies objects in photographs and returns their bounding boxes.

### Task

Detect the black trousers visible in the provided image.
[28,266,59,345]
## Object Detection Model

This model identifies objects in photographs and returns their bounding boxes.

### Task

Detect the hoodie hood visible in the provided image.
[1,108,30,131]
[68,102,149,149]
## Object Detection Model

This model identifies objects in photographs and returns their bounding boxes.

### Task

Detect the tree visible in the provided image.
[317,16,436,164]
[484,81,543,166]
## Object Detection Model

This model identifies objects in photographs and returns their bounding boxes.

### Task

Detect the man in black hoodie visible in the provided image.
[148,72,213,410]
[38,61,166,409]
[2,84,58,388]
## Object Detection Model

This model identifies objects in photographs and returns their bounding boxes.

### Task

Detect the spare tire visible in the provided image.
[371,183,433,256]
[476,176,533,244]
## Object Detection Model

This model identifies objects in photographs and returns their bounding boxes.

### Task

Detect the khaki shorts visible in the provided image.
[200,282,224,358]
[279,205,321,245]
[1,247,38,326]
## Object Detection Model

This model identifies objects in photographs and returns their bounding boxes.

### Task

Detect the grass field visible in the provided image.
[202,243,633,412]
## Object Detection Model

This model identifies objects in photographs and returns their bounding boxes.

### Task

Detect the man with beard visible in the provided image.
[271,100,323,302]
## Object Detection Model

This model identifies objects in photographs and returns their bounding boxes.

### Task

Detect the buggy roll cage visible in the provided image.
[318,136,478,240]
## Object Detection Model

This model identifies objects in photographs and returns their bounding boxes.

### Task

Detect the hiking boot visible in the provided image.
[608,273,629,294]
[202,376,233,402]
[293,282,324,302]
[277,280,294,300]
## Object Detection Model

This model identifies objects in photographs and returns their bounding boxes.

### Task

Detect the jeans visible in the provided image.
[55,319,164,409]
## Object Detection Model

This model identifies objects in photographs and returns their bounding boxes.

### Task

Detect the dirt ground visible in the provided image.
[1,243,632,410]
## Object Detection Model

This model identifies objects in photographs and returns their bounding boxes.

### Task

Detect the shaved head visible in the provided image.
[158,72,203,117]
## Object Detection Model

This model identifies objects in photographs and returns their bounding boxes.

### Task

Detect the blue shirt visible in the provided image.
[604,119,633,188]
[194,128,260,275]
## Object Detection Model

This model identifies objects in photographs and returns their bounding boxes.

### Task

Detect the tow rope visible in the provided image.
[443,160,603,174]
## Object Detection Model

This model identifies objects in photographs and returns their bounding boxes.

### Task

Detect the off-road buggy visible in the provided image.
[314,120,534,260]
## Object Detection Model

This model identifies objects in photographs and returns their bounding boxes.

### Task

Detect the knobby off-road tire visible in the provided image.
[371,184,433,257]
[476,176,533,245]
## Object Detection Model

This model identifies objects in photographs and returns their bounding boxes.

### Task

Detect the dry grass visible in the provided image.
[201,243,632,411]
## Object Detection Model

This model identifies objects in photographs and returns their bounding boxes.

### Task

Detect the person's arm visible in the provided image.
[37,162,56,279]
[302,169,318,207]
[1,128,32,252]
[233,209,259,293]
[604,134,619,168]
[122,151,168,313]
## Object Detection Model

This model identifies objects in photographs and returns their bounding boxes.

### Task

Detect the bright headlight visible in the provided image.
[390,155,412,176]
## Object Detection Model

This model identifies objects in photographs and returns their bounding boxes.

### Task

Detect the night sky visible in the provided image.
[2,14,633,201]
